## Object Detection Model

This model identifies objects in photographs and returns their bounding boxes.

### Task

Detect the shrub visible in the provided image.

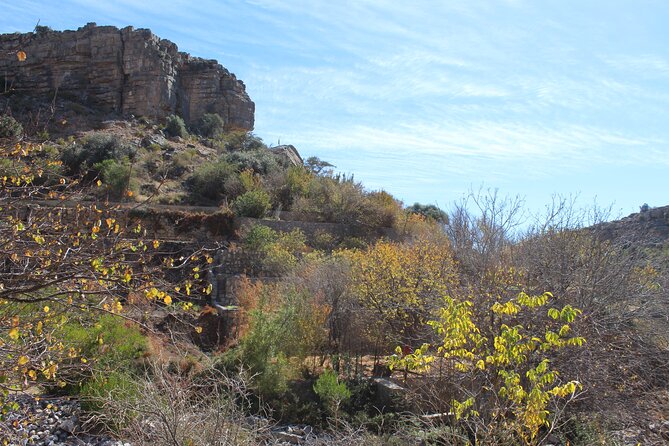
[233,189,271,218]
[223,149,281,175]
[292,174,366,223]
[164,114,188,138]
[313,368,351,426]
[389,292,585,444]
[232,284,329,397]
[286,166,313,197]
[59,314,148,369]
[0,115,22,139]
[93,159,136,199]
[61,133,134,174]
[364,190,402,229]
[219,131,266,152]
[406,202,448,224]
[242,226,306,274]
[243,224,278,250]
[94,362,267,445]
[79,370,140,422]
[196,113,226,138]
[187,159,236,203]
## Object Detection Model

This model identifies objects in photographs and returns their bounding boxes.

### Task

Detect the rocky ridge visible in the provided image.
[0,23,254,129]
[594,204,669,247]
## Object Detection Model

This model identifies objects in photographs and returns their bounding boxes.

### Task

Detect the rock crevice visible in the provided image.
[0,23,254,130]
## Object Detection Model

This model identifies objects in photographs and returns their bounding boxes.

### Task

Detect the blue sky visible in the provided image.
[3,1,668,219]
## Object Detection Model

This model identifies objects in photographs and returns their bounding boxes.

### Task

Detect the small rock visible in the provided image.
[272,431,303,444]
[58,418,76,434]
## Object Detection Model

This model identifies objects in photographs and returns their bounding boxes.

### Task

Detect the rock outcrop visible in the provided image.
[0,23,254,129]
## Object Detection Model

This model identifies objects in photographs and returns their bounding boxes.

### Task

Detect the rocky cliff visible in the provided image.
[0,23,254,129]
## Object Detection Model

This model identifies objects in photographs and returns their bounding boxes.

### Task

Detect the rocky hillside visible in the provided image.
[595,205,669,248]
[0,23,254,129]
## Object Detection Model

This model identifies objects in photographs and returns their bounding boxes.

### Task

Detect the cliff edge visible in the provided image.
[0,23,254,130]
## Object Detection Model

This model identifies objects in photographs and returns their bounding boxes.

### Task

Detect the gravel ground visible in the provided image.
[1,394,129,446]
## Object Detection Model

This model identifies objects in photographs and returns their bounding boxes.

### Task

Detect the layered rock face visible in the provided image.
[0,23,254,129]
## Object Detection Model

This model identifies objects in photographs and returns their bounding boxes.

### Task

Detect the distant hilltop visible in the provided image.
[0,23,254,130]
[595,204,669,248]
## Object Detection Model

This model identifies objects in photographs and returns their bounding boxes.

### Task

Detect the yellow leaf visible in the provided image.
[18,356,29,366]
[9,327,19,340]
[163,295,172,305]
[28,370,37,380]
[16,51,26,61]
[96,179,102,187]
[153,240,160,249]
[195,326,203,334]
[43,306,50,313]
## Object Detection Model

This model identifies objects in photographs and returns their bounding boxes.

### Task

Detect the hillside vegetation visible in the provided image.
[1,50,669,446]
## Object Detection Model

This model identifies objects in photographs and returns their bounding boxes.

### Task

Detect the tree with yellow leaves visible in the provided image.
[389,291,585,444]
[343,236,459,349]
[0,141,171,414]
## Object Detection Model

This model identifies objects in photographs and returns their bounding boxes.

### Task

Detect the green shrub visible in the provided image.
[79,370,140,420]
[0,115,22,139]
[94,159,136,199]
[187,159,236,203]
[223,149,281,175]
[219,131,266,152]
[61,133,134,174]
[234,286,327,397]
[406,202,448,224]
[59,314,148,369]
[53,314,147,406]
[164,114,188,138]
[292,174,366,223]
[365,190,401,228]
[169,149,198,178]
[313,368,351,424]
[196,113,226,138]
[233,189,271,218]
[243,224,278,250]
[262,245,299,275]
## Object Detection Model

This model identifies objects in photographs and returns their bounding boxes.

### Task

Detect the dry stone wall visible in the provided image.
[0,23,254,129]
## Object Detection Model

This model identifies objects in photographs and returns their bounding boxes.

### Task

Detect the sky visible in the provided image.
[2,0,668,220]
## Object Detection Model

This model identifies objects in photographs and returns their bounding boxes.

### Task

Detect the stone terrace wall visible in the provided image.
[0,23,254,129]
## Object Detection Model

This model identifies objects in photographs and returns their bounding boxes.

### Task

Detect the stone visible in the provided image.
[372,377,406,407]
[272,430,303,444]
[0,23,254,130]
[58,417,77,433]
[269,145,303,167]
